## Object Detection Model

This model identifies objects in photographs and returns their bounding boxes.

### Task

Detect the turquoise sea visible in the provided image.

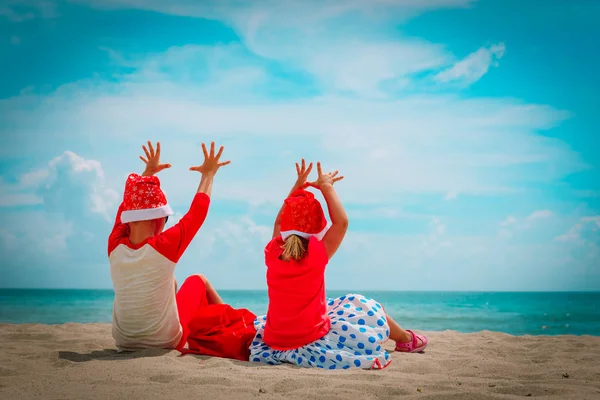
[0,290,598,336]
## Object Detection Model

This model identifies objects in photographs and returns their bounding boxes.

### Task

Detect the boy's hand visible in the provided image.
[189,141,231,176]
[294,158,313,189]
[306,162,343,189]
[140,141,171,176]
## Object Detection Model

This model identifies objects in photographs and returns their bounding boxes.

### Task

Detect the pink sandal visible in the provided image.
[395,330,428,353]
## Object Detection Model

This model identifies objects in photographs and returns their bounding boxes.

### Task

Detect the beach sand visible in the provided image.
[0,324,598,399]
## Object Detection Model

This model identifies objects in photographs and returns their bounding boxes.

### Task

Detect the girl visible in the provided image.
[249,160,428,370]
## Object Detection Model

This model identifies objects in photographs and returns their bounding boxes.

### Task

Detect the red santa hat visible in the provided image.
[120,173,173,223]
[280,188,328,240]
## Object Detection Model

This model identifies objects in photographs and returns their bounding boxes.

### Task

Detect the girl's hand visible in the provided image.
[307,162,343,189]
[140,141,171,176]
[189,141,231,176]
[294,158,313,189]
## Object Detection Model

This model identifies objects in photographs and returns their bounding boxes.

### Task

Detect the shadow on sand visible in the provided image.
[58,348,170,362]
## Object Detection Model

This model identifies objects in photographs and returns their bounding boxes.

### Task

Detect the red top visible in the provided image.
[263,236,331,350]
[108,192,211,263]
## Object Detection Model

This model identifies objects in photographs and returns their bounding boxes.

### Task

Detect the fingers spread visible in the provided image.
[148,141,155,157]
[295,162,300,175]
[209,141,215,157]
[215,145,224,160]
[218,160,231,167]
[317,161,322,176]
[201,143,209,159]
[156,141,161,157]
[306,162,313,175]
[139,156,148,164]
[143,145,151,160]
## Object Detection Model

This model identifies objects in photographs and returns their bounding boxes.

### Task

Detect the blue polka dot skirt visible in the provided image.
[249,294,392,370]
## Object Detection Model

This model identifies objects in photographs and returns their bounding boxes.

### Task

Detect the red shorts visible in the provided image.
[174,275,257,361]
[175,275,208,350]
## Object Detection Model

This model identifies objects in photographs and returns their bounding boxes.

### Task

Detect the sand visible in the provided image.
[0,324,599,399]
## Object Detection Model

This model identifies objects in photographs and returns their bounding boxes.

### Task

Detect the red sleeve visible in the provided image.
[150,193,211,263]
[307,237,328,269]
[108,202,130,256]
[264,237,284,264]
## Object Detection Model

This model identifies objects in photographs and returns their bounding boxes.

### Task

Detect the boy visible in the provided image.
[108,141,229,351]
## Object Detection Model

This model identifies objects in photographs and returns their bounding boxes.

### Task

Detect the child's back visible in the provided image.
[264,235,330,350]
[110,240,181,350]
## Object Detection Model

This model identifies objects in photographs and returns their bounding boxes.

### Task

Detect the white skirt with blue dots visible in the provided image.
[249,294,392,370]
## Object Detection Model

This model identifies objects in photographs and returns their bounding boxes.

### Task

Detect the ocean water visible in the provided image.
[0,290,598,336]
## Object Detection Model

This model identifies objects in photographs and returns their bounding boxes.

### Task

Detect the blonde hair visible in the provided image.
[281,234,308,261]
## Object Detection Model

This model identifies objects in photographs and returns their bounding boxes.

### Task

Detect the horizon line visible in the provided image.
[1,288,599,293]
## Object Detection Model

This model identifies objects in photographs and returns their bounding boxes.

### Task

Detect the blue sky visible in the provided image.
[0,0,598,291]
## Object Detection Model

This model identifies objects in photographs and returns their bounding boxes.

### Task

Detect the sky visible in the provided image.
[0,0,599,291]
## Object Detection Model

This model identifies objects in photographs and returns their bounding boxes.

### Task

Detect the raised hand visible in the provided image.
[295,158,313,188]
[140,141,171,176]
[307,162,343,189]
[189,141,231,176]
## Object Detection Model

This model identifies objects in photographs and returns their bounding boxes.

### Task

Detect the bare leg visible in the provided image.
[174,278,178,294]
[387,314,424,350]
[196,274,224,305]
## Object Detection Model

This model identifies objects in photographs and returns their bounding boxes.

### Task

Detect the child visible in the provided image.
[108,141,230,352]
[250,160,428,369]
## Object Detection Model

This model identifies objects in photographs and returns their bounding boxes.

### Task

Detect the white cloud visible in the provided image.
[0,55,580,207]
[249,37,449,97]
[0,1,582,210]
[501,211,555,228]
[500,216,517,227]
[434,43,506,86]
[28,151,119,221]
[418,216,451,258]
[0,193,41,207]
[0,7,35,22]
[0,152,121,287]
[526,210,554,221]
[555,216,600,243]
[498,211,557,239]
[0,0,57,22]
[6,210,595,291]
[0,151,118,260]
[71,0,479,97]
[0,176,43,207]
[19,168,50,187]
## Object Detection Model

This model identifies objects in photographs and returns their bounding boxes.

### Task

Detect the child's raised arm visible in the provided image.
[153,141,231,263]
[311,162,347,259]
[272,159,313,238]
[190,141,231,197]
